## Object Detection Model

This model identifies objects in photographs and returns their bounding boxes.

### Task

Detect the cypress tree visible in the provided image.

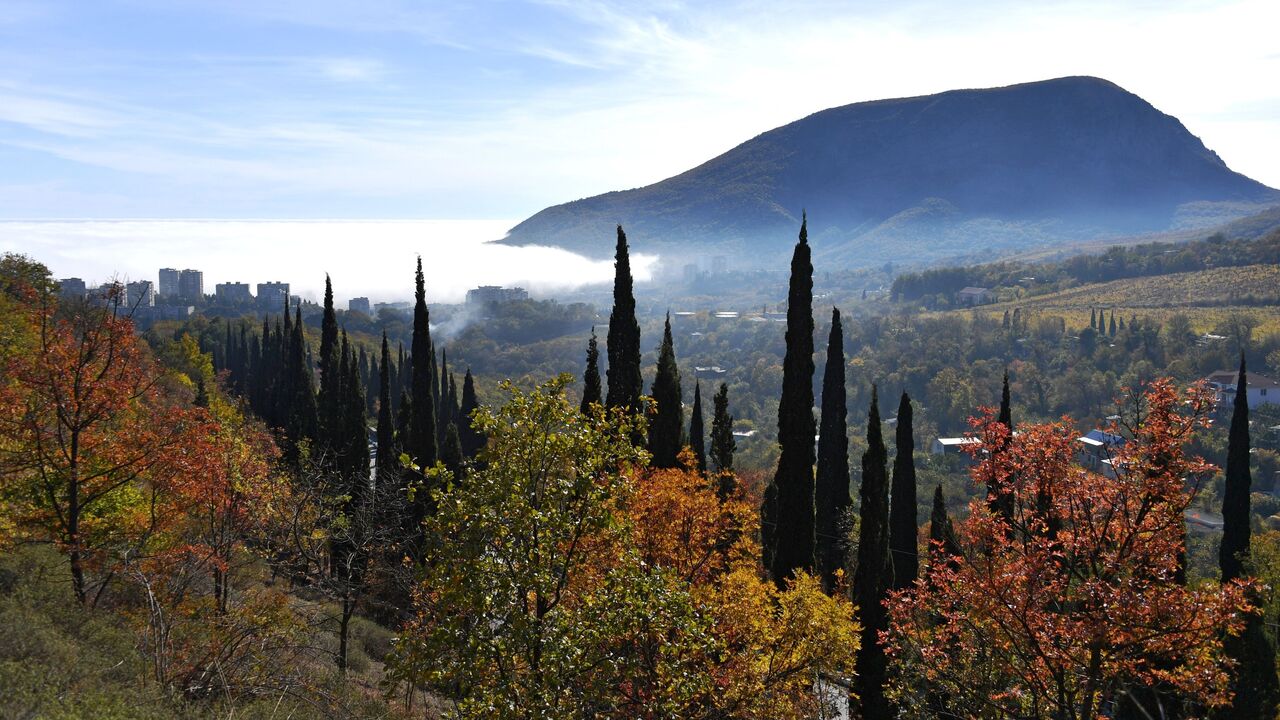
[580,327,602,414]
[688,381,706,473]
[989,371,1015,524]
[437,348,450,444]
[928,484,961,565]
[1109,310,1117,337]
[710,383,736,498]
[648,313,684,468]
[853,387,891,719]
[1221,354,1252,583]
[763,216,816,587]
[458,369,483,458]
[376,332,396,482]
[317,275,342,471]
[284,304,318,467]
[888,391,918,590]
[1090,307,1097,329]
[1215,359,1280,719]
[815,308,851,594]
[605,225,642,414]
[408,257,438,468]
[441,423,464,482]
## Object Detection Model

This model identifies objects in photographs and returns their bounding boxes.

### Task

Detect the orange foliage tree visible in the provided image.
[389,377,858,719]
[0,286,214,605]
[885,379,1251,719]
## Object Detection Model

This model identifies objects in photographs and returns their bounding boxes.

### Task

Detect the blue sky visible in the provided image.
[1,0,1278,221]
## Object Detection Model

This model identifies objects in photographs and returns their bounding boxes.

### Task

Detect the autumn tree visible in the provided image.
[886,380,1251,719]
[388,376,859,719]
[0,283,212,604]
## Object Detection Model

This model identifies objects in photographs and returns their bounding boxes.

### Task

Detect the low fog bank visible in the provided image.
[0,219,658,304]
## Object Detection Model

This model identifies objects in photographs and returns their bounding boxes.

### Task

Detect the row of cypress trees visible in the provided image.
[581,225,737,476]
[758,216,952,717]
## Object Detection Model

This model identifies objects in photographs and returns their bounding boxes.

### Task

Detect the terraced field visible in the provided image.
[973,264,1280,334]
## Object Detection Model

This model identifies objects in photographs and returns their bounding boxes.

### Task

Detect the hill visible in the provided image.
[499,77,1278,267]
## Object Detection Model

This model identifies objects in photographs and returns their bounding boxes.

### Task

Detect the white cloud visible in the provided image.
[0,219,657,302]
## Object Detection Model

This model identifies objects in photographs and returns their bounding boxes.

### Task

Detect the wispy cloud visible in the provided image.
[0,0,1278,226]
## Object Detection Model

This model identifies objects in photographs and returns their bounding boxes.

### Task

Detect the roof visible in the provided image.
[1082,429,1125,446]
[1204,371,1280,390]
[935,437,979,446]
[957,286,990,294]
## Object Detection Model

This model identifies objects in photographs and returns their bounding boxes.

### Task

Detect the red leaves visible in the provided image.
[887,379,1249,717]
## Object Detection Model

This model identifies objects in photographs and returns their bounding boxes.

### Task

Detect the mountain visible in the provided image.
[498,77,1278,268]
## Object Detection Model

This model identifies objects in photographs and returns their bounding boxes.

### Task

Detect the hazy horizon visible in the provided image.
[0,218,658,303]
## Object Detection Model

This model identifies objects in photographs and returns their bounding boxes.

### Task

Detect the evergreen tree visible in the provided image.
[763,216,816,586]
[1109,310,1117,337]
[376,332,397,482]
[441,423,464,482]
[605,226,642,414]
[284,304,318,468]
[648,313,684,468]
[888,391,918,590]
[580,327,602,414]
[710,383,736,497]
[408,257,438,468]
[989,371,1015,524]
[1090,307,1097,329]
[928,484,961,565]
[815,308,850,594]
[317,275,342,471]
[1221,355,1252,583]
[459,369,483,458]
[853,387,891,719]
[688,381,706,473]
[438,348,450,445]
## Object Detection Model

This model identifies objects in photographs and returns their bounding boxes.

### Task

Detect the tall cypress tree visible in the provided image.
[317,275,342,471]
[648,313,684,468]
[853,387,891,719]
[928,484,961,565]
[763,216,816,586]
[688,381,706,473]
[815,308,850,594]
[989,371,1015,524]
[458,369,483,458]
[888,391,918,590]
[1215,355,1280,718]
[605,225,642,414]
[1221,355,1252,583]
[376,332,396,482]
[580,327,602,414]
[1109,310,1117,337]
[710,383,736,498]
[408,257,438,468]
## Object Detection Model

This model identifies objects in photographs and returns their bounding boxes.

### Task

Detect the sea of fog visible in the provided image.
[0,219,656,304]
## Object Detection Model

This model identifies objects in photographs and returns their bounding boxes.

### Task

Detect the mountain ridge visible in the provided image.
[497,76,1278,267]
